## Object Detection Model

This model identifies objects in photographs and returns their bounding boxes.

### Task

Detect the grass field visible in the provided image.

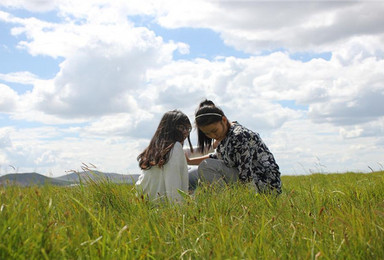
[1,171,383,259]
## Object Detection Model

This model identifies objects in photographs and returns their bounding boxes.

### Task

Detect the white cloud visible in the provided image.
[0,127,13,148]
[1,9,182,118]
[0,71,39,85]
[37,43,166,117]
[340,118,384,139]
[146,50,384,129]
[0,0,57,12]
[0,84,19,112]
[8,0,384,54]
[0,127,59,174]
[80,112,156,139]
[3,0,384,55]
[155,1,384,53]
[269,118,384,175]
[308,54,384,125]
[0,126,144,175]
[1,1,384,176]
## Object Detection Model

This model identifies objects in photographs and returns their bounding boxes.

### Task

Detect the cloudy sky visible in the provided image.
[0,0,383,177]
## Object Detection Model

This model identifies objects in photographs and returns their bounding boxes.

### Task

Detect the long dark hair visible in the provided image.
[195,100,227,153]
[138,110,193,170]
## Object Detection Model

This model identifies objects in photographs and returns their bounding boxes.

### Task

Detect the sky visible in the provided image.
[0,0,383,177]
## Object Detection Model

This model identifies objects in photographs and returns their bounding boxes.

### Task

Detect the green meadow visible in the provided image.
[1,171,383,259]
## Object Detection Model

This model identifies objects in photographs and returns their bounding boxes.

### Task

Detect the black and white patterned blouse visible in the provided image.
[212,122,282,193]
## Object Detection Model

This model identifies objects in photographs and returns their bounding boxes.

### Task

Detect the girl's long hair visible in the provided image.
[195,100,226,153]
[137,110,193,170]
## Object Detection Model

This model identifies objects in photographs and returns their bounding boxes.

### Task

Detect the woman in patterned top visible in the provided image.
[187,100,282,194]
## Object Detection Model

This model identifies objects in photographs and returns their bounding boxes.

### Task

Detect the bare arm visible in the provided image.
[185,139,219,166]
[185,154,210,165]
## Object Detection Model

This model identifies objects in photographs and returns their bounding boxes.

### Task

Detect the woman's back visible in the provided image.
[136,142,188,202]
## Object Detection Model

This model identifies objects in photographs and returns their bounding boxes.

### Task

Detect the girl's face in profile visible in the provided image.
[176,124,192,140]
[198,117,228,141]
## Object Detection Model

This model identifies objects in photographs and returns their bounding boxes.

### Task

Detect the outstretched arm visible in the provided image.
[185,139,219,165]
[185,154,210,165]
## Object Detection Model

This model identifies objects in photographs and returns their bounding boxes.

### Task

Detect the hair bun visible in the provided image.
[199,99,215,108]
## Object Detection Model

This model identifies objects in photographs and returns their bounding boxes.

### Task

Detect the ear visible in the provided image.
[222,116,228,124]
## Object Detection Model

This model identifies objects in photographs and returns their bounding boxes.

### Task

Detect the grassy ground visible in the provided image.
[0,171,383,259]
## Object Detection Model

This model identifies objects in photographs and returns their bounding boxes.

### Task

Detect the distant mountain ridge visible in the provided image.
[55,171,139,183]
[0,172,72,186]
[0,171,140,187]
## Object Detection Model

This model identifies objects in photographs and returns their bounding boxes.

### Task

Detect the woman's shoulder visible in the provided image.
[229,122,260,142]
[231,122,254,135]
[167,141,187,165]
[173,141,183,149]
[170,141,184,156]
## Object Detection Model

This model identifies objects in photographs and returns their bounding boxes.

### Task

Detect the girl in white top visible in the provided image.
[136,110,193,202]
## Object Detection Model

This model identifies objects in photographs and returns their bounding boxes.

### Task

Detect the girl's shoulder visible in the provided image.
[171,141,184,154]
[231,122,253,134]
[230,122,260,141]
[168,141,186,164]
[174,141,183,149]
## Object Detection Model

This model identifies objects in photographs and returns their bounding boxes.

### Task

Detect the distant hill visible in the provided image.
[0,172,72,186]
[55,171,139,184]
[0,172,140,187]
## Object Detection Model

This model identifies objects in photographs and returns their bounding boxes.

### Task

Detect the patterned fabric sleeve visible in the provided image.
[214,122,281,193]
[252,135,282,193]
[228,130,254,182]
[226,125,281,193]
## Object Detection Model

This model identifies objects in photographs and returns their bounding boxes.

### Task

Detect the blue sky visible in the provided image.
[0,0,384,176]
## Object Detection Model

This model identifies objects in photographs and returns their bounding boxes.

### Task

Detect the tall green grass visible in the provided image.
[1,172,383,259]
